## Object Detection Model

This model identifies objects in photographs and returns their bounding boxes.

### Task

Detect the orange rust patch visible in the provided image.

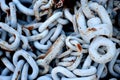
[13,34,16,38]
[70,60,75,63]
[6,9,10,16]
[1,48,13,52]
[37,36,61,60]
[44,46,53,57]
[0,44,14,52]
[37,46,53,60]
[27,26,34,30]
[43,36,61,57]
[37,55,46,59]
[76,44,82,52]
[43,8,49,11]
[88,28,97,31]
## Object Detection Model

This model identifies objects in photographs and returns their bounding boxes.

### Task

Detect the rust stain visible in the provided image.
[88,28,97,31]
[37,36,61,60]
[44,46,53,57]
[27,26,34,30]
[37,55,45,59]
[46,27,49,30]
[76,44,82,52]
[42,37,60,57]
[1,48,13,52]
[43,8,49,11]
[13,34,16,38]
[37,46,53,60]
[54,0,64,8]
[70,60,75,63]
[6,9,10,16]
[0,44,13,52]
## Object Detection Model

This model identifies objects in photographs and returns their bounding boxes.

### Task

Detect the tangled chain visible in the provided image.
[0,0,120,80]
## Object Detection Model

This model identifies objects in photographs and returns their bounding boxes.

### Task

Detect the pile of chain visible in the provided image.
[0,0,120,80]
